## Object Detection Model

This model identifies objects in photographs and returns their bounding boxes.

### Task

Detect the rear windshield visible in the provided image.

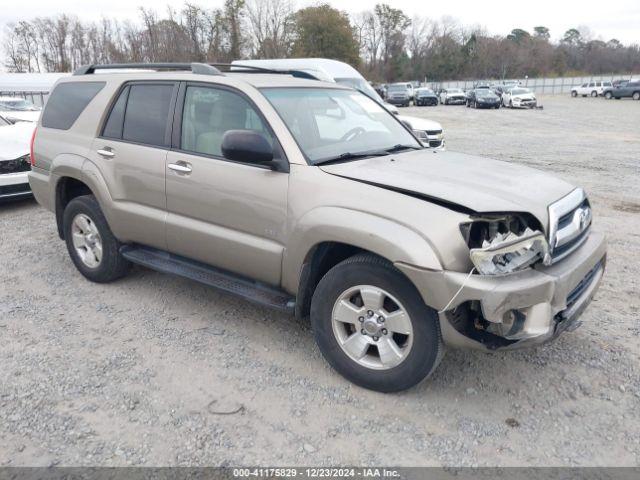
[41,82,105,130]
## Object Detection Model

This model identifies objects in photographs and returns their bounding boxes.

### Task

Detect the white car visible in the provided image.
[502,87,537,108]
[0,96,41,123]
[231,58,444,148]
[0,114,34,201]
[438,88,466,105]
[570,81,612,98]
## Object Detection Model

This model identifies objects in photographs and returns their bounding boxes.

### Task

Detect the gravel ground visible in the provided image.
[1,95,639,467]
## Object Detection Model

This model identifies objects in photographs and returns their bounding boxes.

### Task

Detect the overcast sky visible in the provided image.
[2,0,639,45]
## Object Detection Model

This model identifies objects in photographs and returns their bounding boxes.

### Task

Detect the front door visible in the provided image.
[165,83,288,286]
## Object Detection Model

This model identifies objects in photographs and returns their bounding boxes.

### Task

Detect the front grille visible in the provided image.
[548,189,591,263]
[0,156,31,174]
[426,130,443,135]
[429,140,443,148]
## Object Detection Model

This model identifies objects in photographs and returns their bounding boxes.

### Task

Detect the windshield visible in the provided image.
[448,89,463,94]
[334,77,385,104]
[388,84,408,93]
[0,98,40,111]
[476,89,495,97]
[262,87,421,165]
[417,89,434,95]
[511,88,530,95]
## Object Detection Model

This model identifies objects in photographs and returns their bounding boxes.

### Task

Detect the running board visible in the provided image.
[120,245,295,313]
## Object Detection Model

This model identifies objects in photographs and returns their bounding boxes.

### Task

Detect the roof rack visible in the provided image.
[72,61,323,81]
[73,62,223,76]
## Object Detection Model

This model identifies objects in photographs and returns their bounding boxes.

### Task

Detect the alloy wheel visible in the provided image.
[71,213,103,268]
[331,285,413,370]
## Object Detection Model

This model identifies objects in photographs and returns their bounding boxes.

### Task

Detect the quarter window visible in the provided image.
[41,82,105,130]
[180,86,273,157]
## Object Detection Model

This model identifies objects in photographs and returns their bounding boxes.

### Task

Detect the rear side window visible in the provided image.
[41,82,105,130]
[122,84,174,146]
[102,86,129,139]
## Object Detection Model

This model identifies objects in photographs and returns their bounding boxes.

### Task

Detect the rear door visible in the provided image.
[89,81,178,249]
[164,82,288,285]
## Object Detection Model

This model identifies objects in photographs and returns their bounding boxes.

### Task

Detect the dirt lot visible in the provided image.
[1,95,639,467]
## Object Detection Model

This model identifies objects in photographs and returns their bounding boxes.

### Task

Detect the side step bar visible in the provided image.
[120,245,295,314]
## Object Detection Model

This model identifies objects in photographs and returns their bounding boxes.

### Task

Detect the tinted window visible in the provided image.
[122,84,174,146]
[41,82,105,130]
[102,86,129,139]
[181,86,273,157]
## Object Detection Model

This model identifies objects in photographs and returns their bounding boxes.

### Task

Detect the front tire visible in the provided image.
[63,195,130,283]
[633,92,640,100]
[571,90,577,97]
[604,91,613,99]
[591,91,598,97]
[310,253,443,392]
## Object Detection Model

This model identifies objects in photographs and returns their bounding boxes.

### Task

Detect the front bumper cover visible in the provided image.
[397,230,606,351]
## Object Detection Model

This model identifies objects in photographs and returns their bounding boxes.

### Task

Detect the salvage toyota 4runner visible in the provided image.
[29,63,606,392]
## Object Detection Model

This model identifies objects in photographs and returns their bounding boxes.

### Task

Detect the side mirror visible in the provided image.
[221,130,273,165]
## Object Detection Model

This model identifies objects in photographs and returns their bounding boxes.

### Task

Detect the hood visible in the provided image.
[1,110,40,123]
[513,94,536,100]
[0,122,35,160]
[320,149,575,228]
[397,115,442,132]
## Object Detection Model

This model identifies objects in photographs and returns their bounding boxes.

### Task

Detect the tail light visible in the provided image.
[29,127,37,166]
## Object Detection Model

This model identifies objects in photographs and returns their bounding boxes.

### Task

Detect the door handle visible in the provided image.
[97,148,115,158]
[168,162,192,174]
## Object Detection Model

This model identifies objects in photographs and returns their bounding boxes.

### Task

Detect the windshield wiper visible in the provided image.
[315,150,389,166]
[385,144,422,153]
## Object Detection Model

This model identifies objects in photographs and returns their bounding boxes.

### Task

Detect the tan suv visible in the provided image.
[29,63,607,392]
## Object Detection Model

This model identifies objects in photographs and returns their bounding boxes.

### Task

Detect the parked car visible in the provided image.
[603,80,640,100]
[501,87,537,108]
[30,63,605,392]
[0,96,42,123]
[439,88,466,105]
[386,83,413,107]
[570,81,612,97]
[414,88,438,106]
[612,79,629,88]
[0,114,34,201]
[466,88,501,109]
[231,58,444,149]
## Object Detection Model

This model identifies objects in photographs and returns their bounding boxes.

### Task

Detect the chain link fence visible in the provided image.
[430,73,639,95]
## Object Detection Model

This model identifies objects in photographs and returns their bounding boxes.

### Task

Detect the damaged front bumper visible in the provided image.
[397,231,606,351]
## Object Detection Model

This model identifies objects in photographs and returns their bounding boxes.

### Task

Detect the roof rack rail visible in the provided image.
[221,63,321,81]
[72,61,322,81]
[73,62,223,76]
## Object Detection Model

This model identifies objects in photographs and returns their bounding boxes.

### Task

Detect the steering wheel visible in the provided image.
[340,127,366,142]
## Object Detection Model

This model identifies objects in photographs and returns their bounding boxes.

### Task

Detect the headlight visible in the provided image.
[460,215,550,275]
[412,130,429,141]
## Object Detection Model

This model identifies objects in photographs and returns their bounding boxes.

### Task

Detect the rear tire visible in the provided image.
[633,92,640,101]
[604,91,613,99]
[63,195,130,283]
[310,253,443,392]
[571,90,577,97]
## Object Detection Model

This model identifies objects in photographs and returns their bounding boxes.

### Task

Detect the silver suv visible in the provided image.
[29,63,606,392]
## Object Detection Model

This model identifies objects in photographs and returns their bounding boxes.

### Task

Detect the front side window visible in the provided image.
[122,84,174,146]
[262,87,421,165]
[181,86,273,157]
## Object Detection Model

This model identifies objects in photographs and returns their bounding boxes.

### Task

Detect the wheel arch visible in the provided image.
[284,207,444,318]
